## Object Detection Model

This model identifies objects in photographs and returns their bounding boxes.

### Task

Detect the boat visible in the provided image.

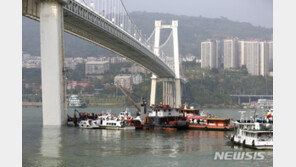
[257,99,273,109]
[68,94,87,108]
[189,117,235,131]
[142,104,188,130]
[78,119,100,129]
[230,110,273,150]
[97,113,135,130]
[179,105,235,131]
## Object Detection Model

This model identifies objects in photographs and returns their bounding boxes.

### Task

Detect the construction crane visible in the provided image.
[114,83,141,114]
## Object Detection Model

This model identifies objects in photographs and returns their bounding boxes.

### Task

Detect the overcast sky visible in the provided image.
[123,0,273,28]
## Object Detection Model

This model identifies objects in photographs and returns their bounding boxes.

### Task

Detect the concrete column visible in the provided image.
[162,81,165,105]
[150,75,157,106]
[40,1,66,126]
[175,79,181,108]
[162,81,168,105]
[172,20,180,79]
[168,82,174,107]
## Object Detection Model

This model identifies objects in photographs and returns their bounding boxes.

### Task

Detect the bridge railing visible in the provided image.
[76,0,153,52]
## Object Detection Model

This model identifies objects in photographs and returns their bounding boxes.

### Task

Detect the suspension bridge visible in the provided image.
[22,0,184,126]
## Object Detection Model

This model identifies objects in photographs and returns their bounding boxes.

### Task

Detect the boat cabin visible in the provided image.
[205,118,231,127]
[148,105,179,117]
[178,108,201,118]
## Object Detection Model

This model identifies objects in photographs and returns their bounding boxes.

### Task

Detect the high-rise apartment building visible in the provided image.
[239,40,271,76]
[238,41,245,66]
[200,38,273,76]
[223,38,239,69]
[268,41,273,71]
[201,40,220,68]
[260,41,270,76]
[244,41,261,75]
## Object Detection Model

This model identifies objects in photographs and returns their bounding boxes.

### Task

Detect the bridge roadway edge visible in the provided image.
[22,0,175,79]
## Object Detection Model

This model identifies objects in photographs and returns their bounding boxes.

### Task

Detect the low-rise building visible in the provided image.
[22,53,41,68]
[132,74,143,85]
[66,81,90,90]
[85,61,109,75]
[114,74,133,90]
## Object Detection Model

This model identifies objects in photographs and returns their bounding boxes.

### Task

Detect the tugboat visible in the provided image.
[142,104,188,130]
[189,117,235,131]
[230,110,273,150]
[179,105,235,131]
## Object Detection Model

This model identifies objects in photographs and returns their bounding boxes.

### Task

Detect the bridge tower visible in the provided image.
[150,20,181,108]
[40,0,68,126]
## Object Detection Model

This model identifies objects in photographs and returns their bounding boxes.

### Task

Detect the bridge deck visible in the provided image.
[22,0,175,78]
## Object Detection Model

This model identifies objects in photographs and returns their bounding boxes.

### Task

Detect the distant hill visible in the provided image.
[22,11,272,58]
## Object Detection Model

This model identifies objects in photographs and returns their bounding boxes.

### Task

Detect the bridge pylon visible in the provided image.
[40,0,67,126]
[150,20,181,108]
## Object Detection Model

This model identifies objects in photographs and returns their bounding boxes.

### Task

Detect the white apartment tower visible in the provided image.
[238,41,245,66]
[239,40,271,76]
[244,41,261,75]
[268,41,273,71]
[260,41,270,76]
[201,40,219,68]
[223,38,239,69]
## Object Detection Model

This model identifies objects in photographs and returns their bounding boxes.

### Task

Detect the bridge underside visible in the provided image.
[22,0,175,78]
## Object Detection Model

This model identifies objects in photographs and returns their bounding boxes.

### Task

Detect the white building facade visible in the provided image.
[85,61,109,75]
[114,74,133,90]
[223,38,239,69]
[201,40,220,68]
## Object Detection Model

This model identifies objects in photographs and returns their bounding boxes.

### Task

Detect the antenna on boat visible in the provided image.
[238,111,246,121]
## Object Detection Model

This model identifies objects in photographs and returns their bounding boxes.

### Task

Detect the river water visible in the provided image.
[23,107,273,167]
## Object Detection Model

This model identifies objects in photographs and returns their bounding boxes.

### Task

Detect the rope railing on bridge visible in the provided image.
[76,0,153,51]
[76,0,182,78]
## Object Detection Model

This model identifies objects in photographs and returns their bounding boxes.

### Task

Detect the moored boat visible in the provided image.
[68,95,87,108]
[78,119,100,129]
[230,110,273,150]
[142,105,189,130]
[189,118,235,131]
[179,105,235,131]
[97,113,135,130]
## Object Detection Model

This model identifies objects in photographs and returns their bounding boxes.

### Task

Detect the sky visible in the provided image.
[123,0,273,28]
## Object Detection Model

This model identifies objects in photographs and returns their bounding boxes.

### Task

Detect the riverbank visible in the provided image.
[22,101,247,109]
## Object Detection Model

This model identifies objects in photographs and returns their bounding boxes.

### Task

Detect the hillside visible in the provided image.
[22,11,272,58]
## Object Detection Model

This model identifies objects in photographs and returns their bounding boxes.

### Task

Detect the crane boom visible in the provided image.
[115,83,141,113]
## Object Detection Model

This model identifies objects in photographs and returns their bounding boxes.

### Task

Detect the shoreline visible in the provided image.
[22,102,249,109]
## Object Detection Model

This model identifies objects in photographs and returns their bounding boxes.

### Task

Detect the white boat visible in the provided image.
[78,119,100,129]
[97,114,135,130]
[118,109,133,120]
[68,95,87,108]
[230,111,273,150]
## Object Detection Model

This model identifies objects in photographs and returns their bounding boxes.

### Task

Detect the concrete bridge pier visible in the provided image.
[162,80,174,107]
[175,79,181,108]
[40,0,67,126]
[150,75,157,106]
